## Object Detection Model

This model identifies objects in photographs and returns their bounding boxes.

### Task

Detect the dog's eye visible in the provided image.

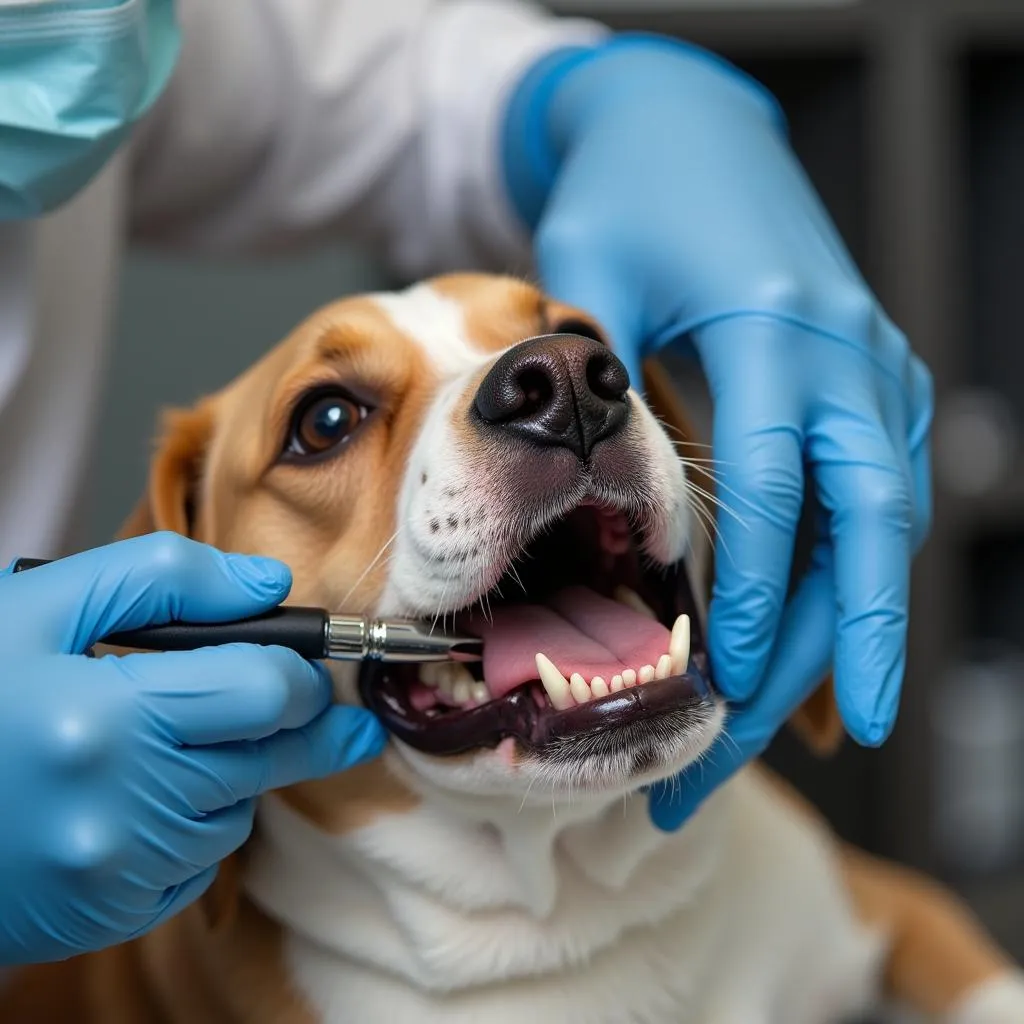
[286,389,369,458]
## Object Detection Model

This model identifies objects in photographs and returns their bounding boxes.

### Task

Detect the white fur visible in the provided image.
[946,972,1024,1023]
[245,769,884,1023]
[372,284,490,378]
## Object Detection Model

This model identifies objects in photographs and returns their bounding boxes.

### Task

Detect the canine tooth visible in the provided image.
[419,663,440,687]
[614,586,657,621]
[452,679,472,705]
[622,668,637,688]
[638,664,656,684]
[472,683,489,705]
[610,674,624,692]
[656,654,673,680]
[591,676,609,699]
[669,614,691,676]
[535,653,573,711]
[570,673,591,704]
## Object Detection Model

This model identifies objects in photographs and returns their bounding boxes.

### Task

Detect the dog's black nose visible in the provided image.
[473,334,629,461]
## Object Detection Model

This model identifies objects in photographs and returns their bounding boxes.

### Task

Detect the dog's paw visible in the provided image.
[947,971,1024,1024]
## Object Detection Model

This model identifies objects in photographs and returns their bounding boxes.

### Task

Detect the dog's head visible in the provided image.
[123,274,840,812]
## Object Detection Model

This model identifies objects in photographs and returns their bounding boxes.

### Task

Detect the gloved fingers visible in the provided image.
[808,398,912,747]
[172,800,258,877]
[534,228,645,387]
[115,800,256,897]
[127,864,220,942]
[116,644,332,744]
[649,539,836,831]
[5,532,291,655]
[908,355,934,553]
[647,739,735,834]
[185,704,386,810]
[694,317,806,702]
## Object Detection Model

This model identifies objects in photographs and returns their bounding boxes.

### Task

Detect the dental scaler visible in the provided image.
[11,558,482,664]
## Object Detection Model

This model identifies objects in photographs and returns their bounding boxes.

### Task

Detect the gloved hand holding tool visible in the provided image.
[0,534,385,964]
[504,34,934,827]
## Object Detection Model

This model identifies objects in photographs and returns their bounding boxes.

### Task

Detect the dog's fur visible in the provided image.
[4,275,1023,1023]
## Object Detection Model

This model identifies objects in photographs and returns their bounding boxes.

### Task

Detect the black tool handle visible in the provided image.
[11,558,328,659]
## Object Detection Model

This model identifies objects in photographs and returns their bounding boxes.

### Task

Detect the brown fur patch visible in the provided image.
[281,758,419,835]
[432,273,546,354]
[118,403,216,539]
[841,846,1012,1015]
[788,674,844,755]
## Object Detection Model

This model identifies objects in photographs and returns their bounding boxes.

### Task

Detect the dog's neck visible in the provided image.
[242,751,734,996]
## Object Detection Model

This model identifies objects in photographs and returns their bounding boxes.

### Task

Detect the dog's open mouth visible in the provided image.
[358,502,713,756]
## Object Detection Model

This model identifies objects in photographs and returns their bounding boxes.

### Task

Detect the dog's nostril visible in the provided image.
[516,368,553,419]
[474,333,630,461]
[587,353,629,402]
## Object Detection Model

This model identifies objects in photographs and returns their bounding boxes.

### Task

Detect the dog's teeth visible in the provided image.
[622,668,637,688]
[610,674,624,692]
[638,664,656,684]
[535,653,573,711]
[613,586,657,621]
[655,654,673,680]
[472,683,489,705]
[419,663,440,687]
[437,668,456,694]
[438,663,474,699]
[591,676,609,699]
[669,614,691,676]
[570,673,591,704]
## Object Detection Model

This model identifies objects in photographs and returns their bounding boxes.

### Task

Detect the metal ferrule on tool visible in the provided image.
[326,616,480,663]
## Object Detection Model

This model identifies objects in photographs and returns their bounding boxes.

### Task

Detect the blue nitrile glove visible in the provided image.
[0,534,385,964]
[503,35,933,829]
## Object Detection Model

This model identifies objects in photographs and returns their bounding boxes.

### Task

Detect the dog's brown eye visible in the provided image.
[287,390,369,458]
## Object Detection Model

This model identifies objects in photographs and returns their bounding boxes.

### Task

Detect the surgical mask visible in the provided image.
[0,0,180,220]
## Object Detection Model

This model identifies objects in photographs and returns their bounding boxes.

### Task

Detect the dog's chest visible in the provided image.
[243,771,884,1024]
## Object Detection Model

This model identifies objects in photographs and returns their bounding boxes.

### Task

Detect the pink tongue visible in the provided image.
[473,586,670,699]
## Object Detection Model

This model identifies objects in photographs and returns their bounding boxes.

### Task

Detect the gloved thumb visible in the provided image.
[536,237,645,390]
[5,533,292,655]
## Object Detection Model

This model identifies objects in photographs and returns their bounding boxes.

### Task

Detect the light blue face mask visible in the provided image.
[0,0,180,220]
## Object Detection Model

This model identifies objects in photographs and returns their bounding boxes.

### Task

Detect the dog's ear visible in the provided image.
[787,674,845,756]
[117,402,215,541]
[115,400,243,929]
[641,358,845,759]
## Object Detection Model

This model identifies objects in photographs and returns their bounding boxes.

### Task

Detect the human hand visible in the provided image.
[0,533,384,962]
[503,36,932,828]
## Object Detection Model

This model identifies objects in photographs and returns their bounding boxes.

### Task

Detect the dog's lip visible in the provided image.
[360,663,711,757]
[357,561,714,757]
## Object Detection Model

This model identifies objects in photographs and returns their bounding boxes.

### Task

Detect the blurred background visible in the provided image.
[85,0,1024,962]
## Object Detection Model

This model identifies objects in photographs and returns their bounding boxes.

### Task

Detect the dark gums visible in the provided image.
[357,560,714,757]
[358,666,711,756]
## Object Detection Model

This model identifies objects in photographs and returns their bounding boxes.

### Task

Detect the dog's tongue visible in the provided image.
[472,586,670,699]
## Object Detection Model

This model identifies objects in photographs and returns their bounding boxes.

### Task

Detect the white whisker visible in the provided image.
[338,528,400,608]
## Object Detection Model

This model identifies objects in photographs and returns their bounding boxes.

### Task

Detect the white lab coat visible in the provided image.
[0,0,603,566]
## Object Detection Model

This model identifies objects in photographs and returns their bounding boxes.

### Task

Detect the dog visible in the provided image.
[4,273,1023,1023]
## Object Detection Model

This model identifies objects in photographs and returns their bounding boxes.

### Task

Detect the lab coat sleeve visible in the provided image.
[128,0,607,278]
